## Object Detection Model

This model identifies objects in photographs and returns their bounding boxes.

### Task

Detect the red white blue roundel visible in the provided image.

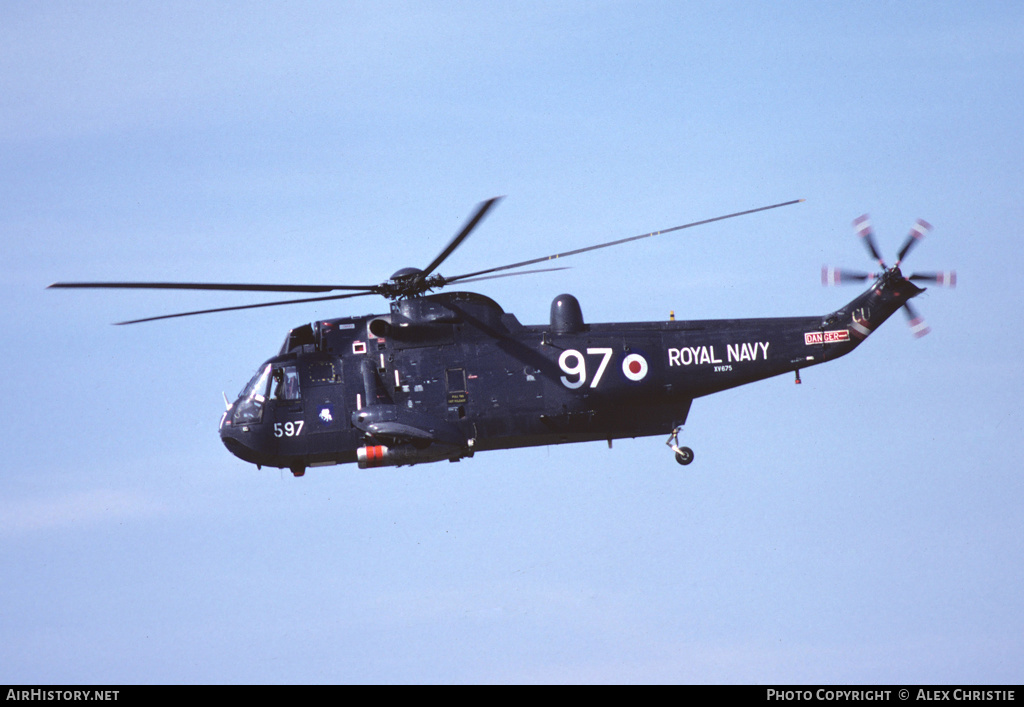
[622,353,648,381]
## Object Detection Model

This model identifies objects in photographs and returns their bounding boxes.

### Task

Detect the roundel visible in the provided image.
[622,353,648,381]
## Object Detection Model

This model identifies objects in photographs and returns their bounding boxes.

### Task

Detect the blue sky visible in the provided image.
[2,1,1022,684]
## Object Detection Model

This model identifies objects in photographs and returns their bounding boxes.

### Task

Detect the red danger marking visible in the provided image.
[804,330,850,345]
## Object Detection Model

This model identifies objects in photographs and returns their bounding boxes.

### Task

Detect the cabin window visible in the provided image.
[273,365,301,401]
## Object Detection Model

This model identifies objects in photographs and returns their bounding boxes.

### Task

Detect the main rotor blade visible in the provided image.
[446,198,805,284]
[452,266,571,285]
[48,281,376,294]
[420,196,504,278]
[114,291,375,325]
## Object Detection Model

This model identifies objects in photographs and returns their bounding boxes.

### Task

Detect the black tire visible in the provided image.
[674,447,694,466]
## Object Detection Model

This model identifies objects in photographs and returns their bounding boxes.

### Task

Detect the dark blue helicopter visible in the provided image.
[50,199,954,476]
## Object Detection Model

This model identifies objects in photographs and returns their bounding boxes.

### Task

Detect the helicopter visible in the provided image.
[49,198,954,476]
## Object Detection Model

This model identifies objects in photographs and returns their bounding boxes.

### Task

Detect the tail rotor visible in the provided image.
[823,213,955,338]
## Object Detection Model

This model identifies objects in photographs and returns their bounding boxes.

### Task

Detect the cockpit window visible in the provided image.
[240,364,272,401]
[273,365,301,401]
[233,364,272,424]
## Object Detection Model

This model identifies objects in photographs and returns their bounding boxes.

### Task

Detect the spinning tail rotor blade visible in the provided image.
[909,270,957,288]
[821,266,876,286]
[902,301,931,338]
[853,214,887,269]
[895,219,931,267]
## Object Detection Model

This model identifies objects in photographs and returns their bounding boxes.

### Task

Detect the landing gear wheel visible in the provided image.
[666,426,694,466]
[674,447,694,466]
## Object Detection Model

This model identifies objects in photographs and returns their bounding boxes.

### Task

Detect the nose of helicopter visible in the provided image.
[218,408,262,465]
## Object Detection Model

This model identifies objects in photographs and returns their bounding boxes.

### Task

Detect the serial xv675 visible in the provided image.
[50,198,953,475]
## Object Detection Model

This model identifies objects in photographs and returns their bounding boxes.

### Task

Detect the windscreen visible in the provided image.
[233,364,272,424]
